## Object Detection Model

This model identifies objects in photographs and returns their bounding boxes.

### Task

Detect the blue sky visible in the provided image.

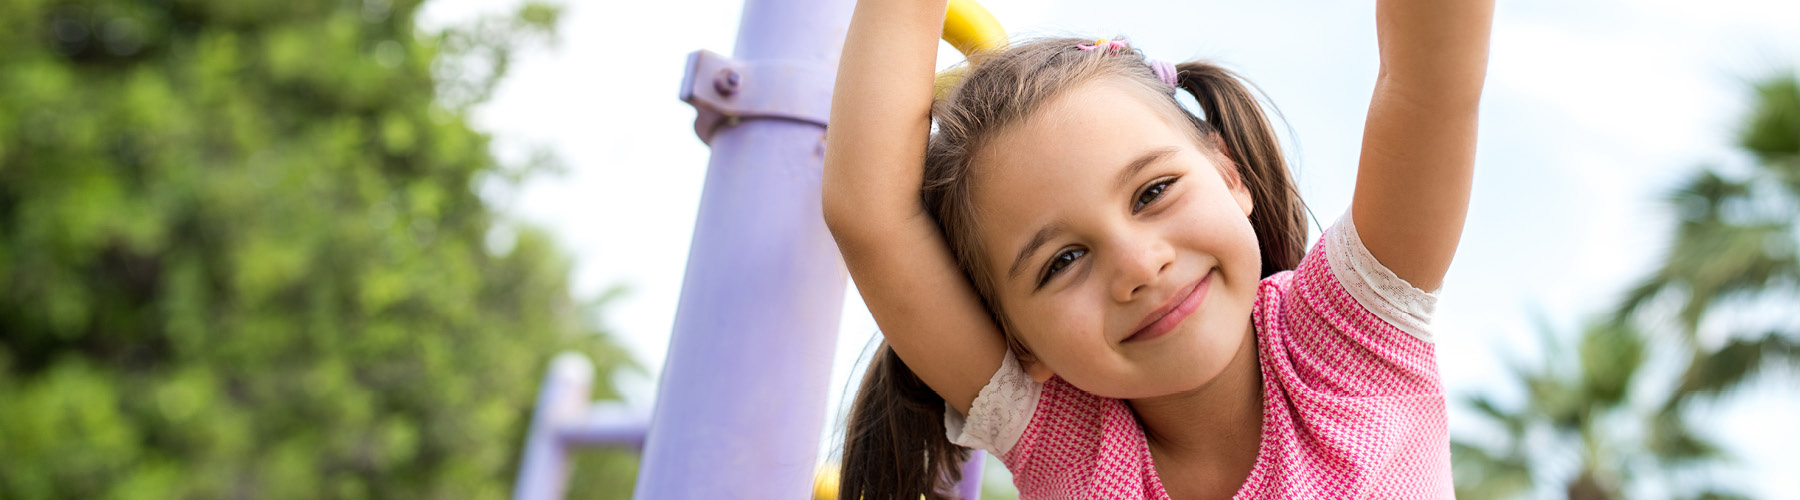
[424,0,1800,496]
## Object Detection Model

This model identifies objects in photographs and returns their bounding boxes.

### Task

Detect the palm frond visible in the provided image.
[1663,332,1800,412]
[1577,319,1645,407]
[1741,74,1800,165]
[1617,166,1799,337]
[1644,406,1725,467]
[1467,394,1532,440]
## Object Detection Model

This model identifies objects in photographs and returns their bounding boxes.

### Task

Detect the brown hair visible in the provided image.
[839,37,1308,499]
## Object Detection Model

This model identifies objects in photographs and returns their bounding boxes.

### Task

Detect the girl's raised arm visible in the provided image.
[822,0,1005,415]
[1352,0,1496,292]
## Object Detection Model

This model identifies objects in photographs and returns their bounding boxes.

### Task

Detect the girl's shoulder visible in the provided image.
[944,350,1045,460]
[1258,209,1439,341]
[943,352,1139,469]
[947,356,1158,498]
[1252,209,1444,397]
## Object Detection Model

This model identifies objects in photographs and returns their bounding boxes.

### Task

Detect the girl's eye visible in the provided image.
[1038,248,1086,287]
[1133,178,1178,213]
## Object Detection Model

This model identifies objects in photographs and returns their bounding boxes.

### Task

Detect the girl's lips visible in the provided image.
[1124,271,1212,343]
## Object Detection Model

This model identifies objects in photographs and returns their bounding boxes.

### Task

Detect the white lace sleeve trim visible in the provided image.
[943,350,1043,458]
[1324,211,1441,343]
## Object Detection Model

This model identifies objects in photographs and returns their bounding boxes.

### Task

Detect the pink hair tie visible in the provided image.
[1148,59,1178,92]
[1077,38,1179,93]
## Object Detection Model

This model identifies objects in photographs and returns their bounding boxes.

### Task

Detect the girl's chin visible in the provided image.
[1137,330,1248,391]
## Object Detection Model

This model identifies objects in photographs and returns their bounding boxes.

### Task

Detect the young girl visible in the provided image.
[823,0,1492,498]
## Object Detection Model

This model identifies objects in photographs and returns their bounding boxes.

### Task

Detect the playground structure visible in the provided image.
[510,0,1007,498]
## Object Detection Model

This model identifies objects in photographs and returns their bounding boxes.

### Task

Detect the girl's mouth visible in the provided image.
[1123,270,1212,344]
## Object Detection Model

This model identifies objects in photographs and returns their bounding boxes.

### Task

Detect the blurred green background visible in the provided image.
[0,0,638,498]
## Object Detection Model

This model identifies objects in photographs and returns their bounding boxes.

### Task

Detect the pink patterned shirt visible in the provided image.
[945,213,1453,499]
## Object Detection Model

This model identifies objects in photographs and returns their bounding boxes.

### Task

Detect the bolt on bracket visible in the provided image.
[679,49,834,144]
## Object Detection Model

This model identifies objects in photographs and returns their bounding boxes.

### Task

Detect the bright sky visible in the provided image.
[423,0,1800,496]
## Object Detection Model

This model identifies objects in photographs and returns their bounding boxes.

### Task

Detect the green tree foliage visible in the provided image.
[0,0,639,498]
[1616,74,1800,430]
[1449,318,1750,500]
[1453,73,1800,500]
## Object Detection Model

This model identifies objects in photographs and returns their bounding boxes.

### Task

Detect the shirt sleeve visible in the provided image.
[1321,210,1439,343]
[1263,210,1444,398]
[943,349,1042,459]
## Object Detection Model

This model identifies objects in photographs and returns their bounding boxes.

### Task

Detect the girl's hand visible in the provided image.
[1351,0,1497,292]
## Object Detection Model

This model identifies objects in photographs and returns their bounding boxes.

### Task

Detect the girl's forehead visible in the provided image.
[981,80,1192,178]
[973,81,1197,214]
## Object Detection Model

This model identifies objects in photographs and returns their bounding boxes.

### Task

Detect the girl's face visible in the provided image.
[972,79,1262,400]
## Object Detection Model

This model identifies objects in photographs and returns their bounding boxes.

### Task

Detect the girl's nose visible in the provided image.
[1110,236,1175,303]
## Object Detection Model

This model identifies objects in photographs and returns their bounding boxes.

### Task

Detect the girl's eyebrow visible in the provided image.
[1006,147,1181,282]
[1113,147,1180,191]
[1008,221,1065,281]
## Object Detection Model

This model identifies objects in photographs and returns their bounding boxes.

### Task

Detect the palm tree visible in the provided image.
[1453,73,1800,499]
[1451,317,1746,500]
[1615,74,1800,448]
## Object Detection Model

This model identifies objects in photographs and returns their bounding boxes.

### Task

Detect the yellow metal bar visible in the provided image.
[935,0,1007,99]
[942,0,1006,55]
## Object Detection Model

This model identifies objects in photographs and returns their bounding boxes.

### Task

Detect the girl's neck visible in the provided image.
[1127,321,1263,468]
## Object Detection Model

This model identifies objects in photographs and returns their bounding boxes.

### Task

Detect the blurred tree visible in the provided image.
[1450,318,1748,500]
[1453,74,1800,499]
[0,0,640,498]
[1615,74,1800,462]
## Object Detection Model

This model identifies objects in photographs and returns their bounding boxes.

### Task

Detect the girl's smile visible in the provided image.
[1123,269,1213,344]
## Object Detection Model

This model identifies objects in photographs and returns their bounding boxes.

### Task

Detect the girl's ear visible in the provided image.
[1018,352,1056,383]
[1229,168,1254,217]
[1211,143,1255,217]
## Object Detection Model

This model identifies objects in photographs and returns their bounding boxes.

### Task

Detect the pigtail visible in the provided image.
[1173,62,1309,277]
[839,341,970,500]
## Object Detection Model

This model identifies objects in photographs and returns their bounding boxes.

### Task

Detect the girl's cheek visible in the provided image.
[1048,297,1103,342]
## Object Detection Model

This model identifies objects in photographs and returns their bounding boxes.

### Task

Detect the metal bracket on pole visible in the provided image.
[679,49,835,144]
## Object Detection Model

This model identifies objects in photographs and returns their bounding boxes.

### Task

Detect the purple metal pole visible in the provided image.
[956,450,987,499]
[633,0,855,497]
[514,354,594,500]
[511,354,650,500]
[559,405,650,450]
